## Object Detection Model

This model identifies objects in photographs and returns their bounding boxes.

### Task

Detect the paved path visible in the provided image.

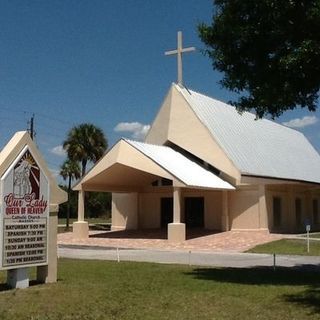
[58,244,320,270]
[58,230,283,252]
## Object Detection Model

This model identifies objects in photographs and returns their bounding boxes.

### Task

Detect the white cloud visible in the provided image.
[282,116,318,128]
[114,122,150,141]
[50,145,66,157]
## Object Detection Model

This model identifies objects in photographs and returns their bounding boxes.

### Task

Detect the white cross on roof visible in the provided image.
[165,31,195,85]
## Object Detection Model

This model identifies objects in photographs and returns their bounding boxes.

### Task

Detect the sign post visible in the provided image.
[0,147,49,288]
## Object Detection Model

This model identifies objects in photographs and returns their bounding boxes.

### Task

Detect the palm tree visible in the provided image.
[60,159,81,230]
[63,123,108,176]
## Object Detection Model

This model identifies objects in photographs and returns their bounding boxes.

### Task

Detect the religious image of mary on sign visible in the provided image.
[13,150,40,199]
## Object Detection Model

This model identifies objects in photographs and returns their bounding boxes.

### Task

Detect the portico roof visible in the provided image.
[126,139,234,189]
[74,139,234,191]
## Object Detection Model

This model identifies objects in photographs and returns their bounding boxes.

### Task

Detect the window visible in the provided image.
[151,178,173,187]
[313,199,319,225]
[273,197,282,228]
[295,198,302,226]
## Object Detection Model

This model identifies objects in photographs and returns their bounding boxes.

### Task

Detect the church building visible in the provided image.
[73,82,320,241]
[73,32,320,241]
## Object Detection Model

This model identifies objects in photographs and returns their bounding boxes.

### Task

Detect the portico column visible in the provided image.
[73,189,89,239]
[173,187,182,223]
[78,190,85,221]
[168,187,186,242]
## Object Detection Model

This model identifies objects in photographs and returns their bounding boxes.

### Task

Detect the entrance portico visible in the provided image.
[73,139,234,242]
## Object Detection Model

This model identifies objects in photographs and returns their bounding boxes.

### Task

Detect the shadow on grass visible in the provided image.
[186,266,320,314]
[186,266,320,286]
[0,279,43,292]
[0,283,10,292]
[284,287,320,314]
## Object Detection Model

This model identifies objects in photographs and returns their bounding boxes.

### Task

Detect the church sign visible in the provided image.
[0,147,49,269]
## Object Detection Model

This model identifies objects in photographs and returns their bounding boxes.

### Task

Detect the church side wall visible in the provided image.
[137,189,223,230]
[139,192,170,229]
[111,189,224,231]
[228,183,320,233]
[308,191,320,232]
[183,189,223,230]
[206,192,223,230]
[266,185,320,233]
[229,189,261,230]
[111,185,320,233]
[111,193,138,231]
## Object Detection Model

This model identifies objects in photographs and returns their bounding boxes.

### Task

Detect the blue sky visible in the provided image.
[0,0,319,183]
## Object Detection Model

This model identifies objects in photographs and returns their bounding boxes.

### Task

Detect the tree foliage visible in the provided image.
[60,159,81,184]
[58,186,111,220]
[60,123,109,221]
[60,159,81,229]
[58,185,78,220]
[198,0,320,118]
[86,192,111,218]
[63,123,108,176]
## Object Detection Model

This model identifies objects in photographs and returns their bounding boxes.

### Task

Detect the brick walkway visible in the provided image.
[58,229,283,252]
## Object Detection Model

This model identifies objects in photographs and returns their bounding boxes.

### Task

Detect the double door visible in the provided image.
[160,197,204,228]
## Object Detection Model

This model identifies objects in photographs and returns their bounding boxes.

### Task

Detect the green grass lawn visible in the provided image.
[0,259,319,319]
[247,239,320,256]
[58,218,111,233]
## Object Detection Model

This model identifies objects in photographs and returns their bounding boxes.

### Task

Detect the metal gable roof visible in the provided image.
[176,84,320,184]
[125,139,234,190]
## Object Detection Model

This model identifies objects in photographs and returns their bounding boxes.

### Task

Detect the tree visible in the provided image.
[59,188,111,220]
[85,192,111,219]
[198,1,320,118]
[60,159,81,230]
[58,185,78,221]
[63,123,108,176]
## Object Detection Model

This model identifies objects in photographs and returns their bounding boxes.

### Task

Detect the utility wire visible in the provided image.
[0,105,74,126]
